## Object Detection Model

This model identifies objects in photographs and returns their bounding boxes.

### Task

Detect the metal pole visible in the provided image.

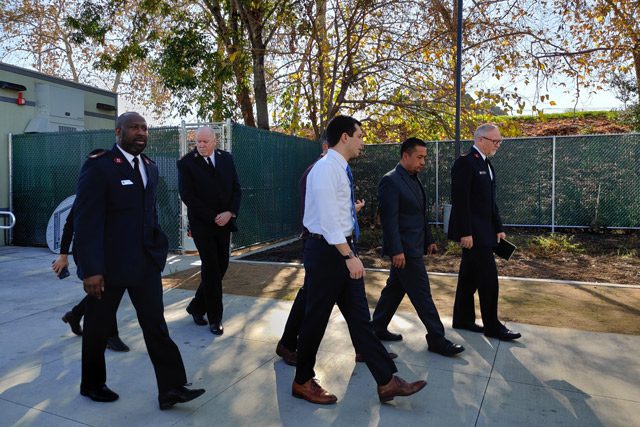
[8,133,13,244]
[225,118,233,153]
[226,118,234,251]
[454,0,463,158]
[179,120,187,252]
[551,136,556,233]
[435,141,440,224]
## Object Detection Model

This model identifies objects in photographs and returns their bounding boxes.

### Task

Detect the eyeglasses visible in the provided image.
[481,136,503,145]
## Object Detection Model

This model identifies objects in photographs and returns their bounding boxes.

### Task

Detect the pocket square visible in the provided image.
[121,179,134,185]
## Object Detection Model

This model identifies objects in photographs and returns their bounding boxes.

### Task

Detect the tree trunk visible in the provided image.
[633,46,640,104]
[252,43,270,129]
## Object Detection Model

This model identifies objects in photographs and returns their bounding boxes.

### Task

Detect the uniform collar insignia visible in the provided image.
[474,153,480,158]
[113,157,124,164]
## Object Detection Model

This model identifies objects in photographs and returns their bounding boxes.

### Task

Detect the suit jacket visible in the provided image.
[448,146,503,247]
[378,164,435,258]
[177,148,241,235]
[73,145,169,285]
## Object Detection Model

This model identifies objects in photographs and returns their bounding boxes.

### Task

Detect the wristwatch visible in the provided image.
[343,250,356,260]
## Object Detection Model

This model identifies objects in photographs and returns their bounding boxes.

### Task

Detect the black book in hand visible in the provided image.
[493,238,516,261]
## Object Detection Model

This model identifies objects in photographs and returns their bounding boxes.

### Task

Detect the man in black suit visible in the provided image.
[53,205,129,352]
[177,127,241,335]
[73,112,205,409]
[372,138,465,356]
[448,123,521,341]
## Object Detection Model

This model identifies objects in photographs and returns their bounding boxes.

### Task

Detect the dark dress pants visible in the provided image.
[372,256,446,346]
[71,296,119,337]
[294,238,397,386]
[280,282,306,352]
[81,263,187,394]
[453,246,501,333]
[189,230,231,324]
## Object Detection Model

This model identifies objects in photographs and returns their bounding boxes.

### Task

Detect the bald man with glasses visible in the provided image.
[448,123,521,341]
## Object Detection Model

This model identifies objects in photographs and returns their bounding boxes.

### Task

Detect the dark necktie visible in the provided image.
[486,158,493,180]
[133,157,144,188]
[207,156,215,169]
[345,165,360,241]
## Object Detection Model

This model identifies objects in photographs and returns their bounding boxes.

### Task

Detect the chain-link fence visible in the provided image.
[10,128,183,249]
[230,123,320,247]
[9,129,639,251]
[353,133,640,230]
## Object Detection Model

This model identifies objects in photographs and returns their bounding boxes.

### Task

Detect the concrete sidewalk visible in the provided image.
[0,246,638,426]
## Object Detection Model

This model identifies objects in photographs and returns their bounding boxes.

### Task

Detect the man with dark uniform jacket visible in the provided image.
[177,127,241,335]
[73,112,205,409]
[448,123,521,341]
[54,205,129,352]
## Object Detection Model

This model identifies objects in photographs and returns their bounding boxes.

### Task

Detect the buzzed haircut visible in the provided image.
[474,123,499,141]
[325,115,362,147]
[400,137,426,157]
[115,112,142,130]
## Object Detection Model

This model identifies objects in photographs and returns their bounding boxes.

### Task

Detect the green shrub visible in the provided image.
[445,240,462,256]
[619,103,640,131]
[527,234,585,258]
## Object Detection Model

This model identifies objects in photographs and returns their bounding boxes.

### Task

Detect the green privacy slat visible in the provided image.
[10,130,640,251]
[11,128,183,250]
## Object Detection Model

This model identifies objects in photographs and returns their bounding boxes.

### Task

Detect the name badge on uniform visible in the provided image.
[121,179,134,185]
[479,171,487,175]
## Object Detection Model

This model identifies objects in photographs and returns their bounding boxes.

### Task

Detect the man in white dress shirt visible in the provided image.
[291,115,427,405]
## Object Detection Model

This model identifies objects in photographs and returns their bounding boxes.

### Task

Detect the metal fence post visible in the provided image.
[225,119,233,153]
[8,133,13,244]
[435,140,439,224]
[226,118,234,251]
[179,120,187,251]
[551,136,556,233]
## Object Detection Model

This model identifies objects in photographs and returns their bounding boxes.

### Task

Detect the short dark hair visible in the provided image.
[115,112,143,130]
[325,115,362,147]
[400,137,426,156]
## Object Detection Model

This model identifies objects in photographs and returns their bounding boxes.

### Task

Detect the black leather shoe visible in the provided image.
[485,329,521,341]
[374,330,403,341]
[81,384,119,402]
[106,335,130,352]
[427,338,465,357]
[452,323,484,333]
[62,311,82,336]
[159,386,206,410]
[186,305,207,326]
[210,322,224,335]
[355,352,398,363]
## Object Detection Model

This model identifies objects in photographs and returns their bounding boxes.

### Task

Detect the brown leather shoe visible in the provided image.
[355,352,398,363]
[276,341,297,366]
[292,378,337,404]
[377,375,427,403]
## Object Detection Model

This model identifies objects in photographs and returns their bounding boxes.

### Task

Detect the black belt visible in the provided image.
[307,232,354,244]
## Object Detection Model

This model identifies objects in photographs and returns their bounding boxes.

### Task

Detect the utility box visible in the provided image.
[0,61,117,246]
[25,84,85,132]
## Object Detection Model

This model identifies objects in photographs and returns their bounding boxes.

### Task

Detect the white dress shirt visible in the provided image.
[473,144,493,180]
[206,152,216,167]
[116,144,148,187]
[303,149,354,245]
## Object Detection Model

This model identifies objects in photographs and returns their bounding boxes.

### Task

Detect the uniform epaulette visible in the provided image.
[141,153,155,164]
[87,149,108,159]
